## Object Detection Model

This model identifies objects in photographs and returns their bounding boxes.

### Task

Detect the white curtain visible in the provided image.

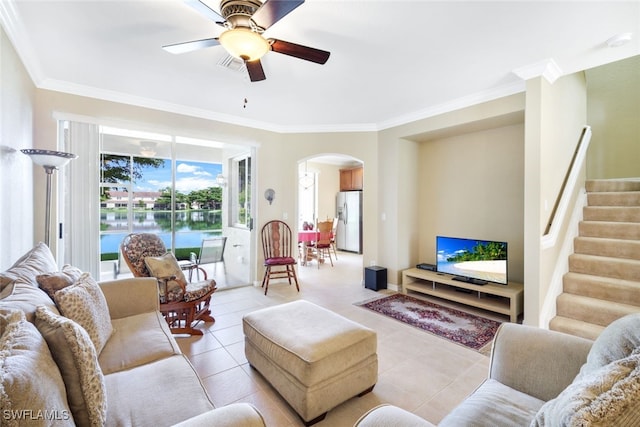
[63,121,100,277]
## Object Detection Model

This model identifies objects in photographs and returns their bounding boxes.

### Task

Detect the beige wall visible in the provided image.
[0,26,36,267]
[416,124,525,283]
[378,94,526,285]
[586,54,640,178]
[524,72,588,327]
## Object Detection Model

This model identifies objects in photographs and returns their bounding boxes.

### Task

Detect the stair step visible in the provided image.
[555,293,640,328]
[579,221,640,240]
[574,237,640,261]
[563,272,640,306]
[583,206,640,223]
[586,179,640,193]
[568,254,640,281]
[587,191,640,206]
[549,316,603,341]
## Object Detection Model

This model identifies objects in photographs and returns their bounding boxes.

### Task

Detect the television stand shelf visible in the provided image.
[401,268,523,322]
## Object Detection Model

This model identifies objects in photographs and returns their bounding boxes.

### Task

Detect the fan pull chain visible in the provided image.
[243,97,248,109]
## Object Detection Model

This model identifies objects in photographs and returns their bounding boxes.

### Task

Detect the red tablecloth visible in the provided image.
[298,230,320,242]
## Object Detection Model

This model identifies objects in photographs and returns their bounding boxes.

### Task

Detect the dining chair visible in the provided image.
[330,217,339,260]
[260,220,300,295]
[314,220,334,268]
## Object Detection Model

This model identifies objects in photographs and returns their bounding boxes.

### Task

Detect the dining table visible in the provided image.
[298,230,320,266]
[298,230,335,265]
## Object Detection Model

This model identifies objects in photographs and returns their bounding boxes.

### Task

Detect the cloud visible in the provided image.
[176,163,198,173]
[176,163,212,176]
[175,176,217,193]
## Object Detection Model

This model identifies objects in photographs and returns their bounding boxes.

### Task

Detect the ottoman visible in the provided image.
[243,300,378,426]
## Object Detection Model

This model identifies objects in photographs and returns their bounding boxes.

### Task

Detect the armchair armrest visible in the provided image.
[99,277,159,319]
[172,403,266,427]
[489,323,593,401]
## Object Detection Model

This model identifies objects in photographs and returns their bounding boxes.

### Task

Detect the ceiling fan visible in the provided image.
[163,0,330,82]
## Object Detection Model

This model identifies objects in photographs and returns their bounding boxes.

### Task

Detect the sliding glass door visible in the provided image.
[62,119,255,286]
[99,127,224,270]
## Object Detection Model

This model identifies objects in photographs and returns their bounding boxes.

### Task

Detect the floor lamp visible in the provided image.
[21,149,78,248]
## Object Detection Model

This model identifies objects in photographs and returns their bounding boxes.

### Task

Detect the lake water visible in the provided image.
[100,210,222,254]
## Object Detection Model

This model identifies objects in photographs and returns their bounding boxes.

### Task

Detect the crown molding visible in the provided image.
[376,80,526,131]
[37,78,377,134]
[512,58,563,84]
[0,0,46,86]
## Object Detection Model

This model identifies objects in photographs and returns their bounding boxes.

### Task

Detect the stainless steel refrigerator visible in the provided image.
[336,191,362,253]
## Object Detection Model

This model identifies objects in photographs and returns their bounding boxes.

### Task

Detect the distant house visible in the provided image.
[101,191,162,209]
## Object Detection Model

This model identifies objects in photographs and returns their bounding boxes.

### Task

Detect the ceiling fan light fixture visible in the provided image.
[219,27,269,61]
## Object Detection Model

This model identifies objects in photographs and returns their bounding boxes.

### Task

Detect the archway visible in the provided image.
[296,154,364,254]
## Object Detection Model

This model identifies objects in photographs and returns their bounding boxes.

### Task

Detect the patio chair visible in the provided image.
[190,236,227,281]
[120,233,216,335]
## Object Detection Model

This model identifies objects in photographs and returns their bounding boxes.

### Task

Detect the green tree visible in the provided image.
[100,154,164,198]
[446,241,507,262]
[188,187,222,209]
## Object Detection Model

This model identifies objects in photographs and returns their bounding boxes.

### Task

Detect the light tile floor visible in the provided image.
[176,252,493,426]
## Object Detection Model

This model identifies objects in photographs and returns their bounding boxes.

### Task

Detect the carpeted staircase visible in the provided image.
[549,179,640,340]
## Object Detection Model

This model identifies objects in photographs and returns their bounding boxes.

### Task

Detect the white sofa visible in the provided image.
[0,243,266,427]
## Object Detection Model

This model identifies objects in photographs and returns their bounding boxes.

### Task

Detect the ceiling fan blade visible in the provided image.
[245,59,266,82]
[269,39,330,64]
[162,38,220,54]
[184,0,225,25]
[252,0,304,30]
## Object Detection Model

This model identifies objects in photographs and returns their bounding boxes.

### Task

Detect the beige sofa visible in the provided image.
[0,243,266,427]
[356,313,640,426]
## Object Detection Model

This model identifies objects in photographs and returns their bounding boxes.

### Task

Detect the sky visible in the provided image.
[134,159,222,193]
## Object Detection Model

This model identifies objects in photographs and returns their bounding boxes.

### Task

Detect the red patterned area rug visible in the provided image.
[357,293,502,352]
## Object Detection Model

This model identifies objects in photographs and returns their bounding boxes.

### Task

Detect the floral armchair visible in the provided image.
[120,233,216,335]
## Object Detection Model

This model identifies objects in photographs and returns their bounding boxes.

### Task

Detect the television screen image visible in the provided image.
[436,236,508,285]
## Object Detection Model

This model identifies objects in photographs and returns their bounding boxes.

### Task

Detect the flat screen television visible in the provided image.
[436,236,508,285]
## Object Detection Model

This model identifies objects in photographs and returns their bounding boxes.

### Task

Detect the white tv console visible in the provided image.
[401,268,524,322]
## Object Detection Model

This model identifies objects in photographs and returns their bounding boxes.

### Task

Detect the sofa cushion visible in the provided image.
[577,313,640,380]
[532,348,640,426]
[36,265,84,300]
[0,282,59,322]
[439,378,545,427]
[98,311,181,375]
[0,242,58,290]
[0,309,73,427]
[104,355,214,426]
[34,306,107,427]
[53,273,113,354]
[144,252,186,303]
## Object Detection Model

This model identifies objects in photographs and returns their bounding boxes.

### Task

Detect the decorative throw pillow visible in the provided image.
[0,308,74,427]
[36,265,84,300]
[0,242,58,290]
[144,253,187,303]
[34,306,107,427]
[53,273,113,354]
[577,313,640,381]
[531,348,640,427]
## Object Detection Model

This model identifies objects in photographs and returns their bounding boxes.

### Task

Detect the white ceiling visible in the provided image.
[2,1,639,133]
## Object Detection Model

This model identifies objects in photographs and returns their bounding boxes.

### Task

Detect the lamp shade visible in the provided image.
[21,149,78,169]
[219,28,270,61]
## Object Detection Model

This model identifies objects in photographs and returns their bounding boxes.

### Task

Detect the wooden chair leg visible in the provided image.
[290,265,300,292]
[263,266,272,295]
